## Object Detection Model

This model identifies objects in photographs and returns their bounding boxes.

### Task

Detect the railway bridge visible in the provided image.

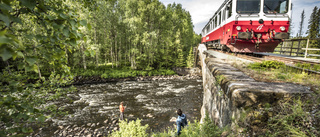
[195,44,312,133]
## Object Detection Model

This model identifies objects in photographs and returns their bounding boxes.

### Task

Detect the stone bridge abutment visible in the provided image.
[197,44,311,132]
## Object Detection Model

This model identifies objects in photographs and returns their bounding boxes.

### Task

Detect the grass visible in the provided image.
[264,95,320,136]
[233,60,320,88]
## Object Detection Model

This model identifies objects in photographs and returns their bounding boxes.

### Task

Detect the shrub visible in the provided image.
[201,114,223,136]
[110,119,149,137]
[248,61,285,70]
[101,73,108,79]
[165,70,176,75]
[152,113,224,137]
[141,71,147,76]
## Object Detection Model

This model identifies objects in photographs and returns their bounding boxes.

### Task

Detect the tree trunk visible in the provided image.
[94,26,99,67]
[111,40,114,68]
[119,35,122,67]
[81,43,87,70]
[115,34,118,68]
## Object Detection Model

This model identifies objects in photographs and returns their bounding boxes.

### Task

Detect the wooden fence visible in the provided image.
[274,38,320,58]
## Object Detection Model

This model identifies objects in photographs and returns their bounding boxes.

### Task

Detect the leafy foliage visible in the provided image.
[114,113,226,137]
[0,0,91,136]
[0,0,91,75]
[110,119,149,137]
[0,67,75,136]
[79,0,200,70]
[181,114,223,137]
[248,60,285,70]
[186,46,195,68]
[152,113,224,137]
[0,0,200,136]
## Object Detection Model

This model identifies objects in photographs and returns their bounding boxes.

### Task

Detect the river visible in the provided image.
[35,77,203,136]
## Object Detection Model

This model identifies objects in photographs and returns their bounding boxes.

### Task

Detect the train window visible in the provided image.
[236,0,260,14]
[213,19,215,29]
[206,25,210,33]
[222,9,226,21]
[212,21,214,29]
[214,17,217,28]
[218,12,221,25]
[264,0,288,13]
[227,3,232,18]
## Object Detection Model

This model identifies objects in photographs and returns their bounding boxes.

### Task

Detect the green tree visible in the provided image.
[187,46,195,68]
[298,10,305,38]
[307,6,319,38]
[0,0,93,136]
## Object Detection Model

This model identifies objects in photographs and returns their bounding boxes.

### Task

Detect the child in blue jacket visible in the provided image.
[176,109,188,136]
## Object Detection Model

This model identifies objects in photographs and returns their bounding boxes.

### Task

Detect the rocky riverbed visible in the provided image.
[31,74,203,136]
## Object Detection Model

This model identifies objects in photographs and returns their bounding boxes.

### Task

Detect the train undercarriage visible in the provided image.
[204,38,283,53]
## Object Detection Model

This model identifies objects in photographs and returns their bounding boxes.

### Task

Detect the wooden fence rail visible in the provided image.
[274,38,320,58]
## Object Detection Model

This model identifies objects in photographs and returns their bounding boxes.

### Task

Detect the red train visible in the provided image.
[201,0,291,52]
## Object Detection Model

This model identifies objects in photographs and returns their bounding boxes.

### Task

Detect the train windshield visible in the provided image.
[236,0,260,14]
[264,0,288,13]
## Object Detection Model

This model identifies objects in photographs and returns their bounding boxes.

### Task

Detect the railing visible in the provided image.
[274,38,320,58]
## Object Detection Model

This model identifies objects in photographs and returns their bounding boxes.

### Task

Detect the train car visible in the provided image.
[201,0,291,52]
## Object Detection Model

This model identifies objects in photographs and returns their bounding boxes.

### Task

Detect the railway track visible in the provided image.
[208,48,320,75]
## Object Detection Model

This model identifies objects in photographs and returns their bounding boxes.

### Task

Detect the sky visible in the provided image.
[159,0,320,36]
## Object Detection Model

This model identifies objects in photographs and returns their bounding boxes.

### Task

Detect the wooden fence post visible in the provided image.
[280,42,284,55]
[290,41,294,56]
[304,39,310,58]
[296,40,301,56]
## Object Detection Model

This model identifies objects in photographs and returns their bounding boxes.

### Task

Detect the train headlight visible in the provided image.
[280,26,286,31]
[236,26,242,31]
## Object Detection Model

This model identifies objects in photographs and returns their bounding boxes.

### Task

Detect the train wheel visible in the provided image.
[255,43,260,52]
[227,48,231,53]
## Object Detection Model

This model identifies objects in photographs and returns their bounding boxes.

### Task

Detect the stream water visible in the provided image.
[36,77,203,136]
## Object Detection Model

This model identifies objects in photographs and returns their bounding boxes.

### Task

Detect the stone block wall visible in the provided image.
[197,44,311,131]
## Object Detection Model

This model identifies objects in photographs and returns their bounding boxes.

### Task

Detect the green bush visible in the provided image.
[110,119,149,137]
[165,69,176,75]
[101,73,108,79]
[141,71,147,76]
[248,61,285,70]
[152,113,224,137]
